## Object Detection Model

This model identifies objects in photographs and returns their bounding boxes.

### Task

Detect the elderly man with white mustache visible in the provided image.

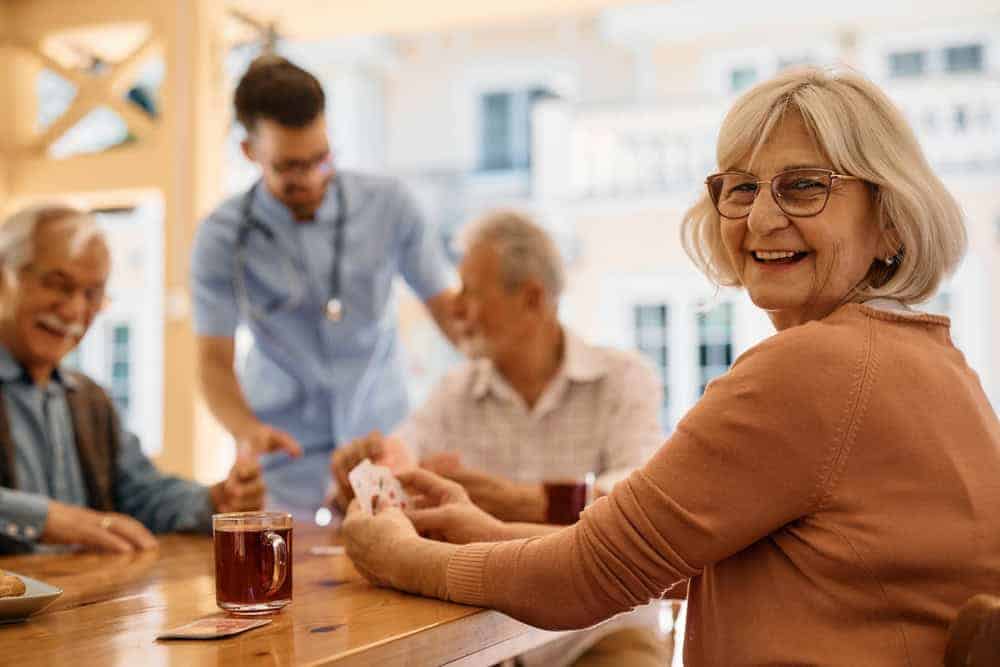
[0,205,266,554]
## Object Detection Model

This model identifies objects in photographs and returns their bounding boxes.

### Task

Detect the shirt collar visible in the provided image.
[471,329,608,401]
[54,366,77,390]
[0,342,77,390]
[561,330,609,383]
[0,343,22,383]
[252,174,348,228]
[471,358,497,401]
[861,297,912,314]
[314,174,346,224]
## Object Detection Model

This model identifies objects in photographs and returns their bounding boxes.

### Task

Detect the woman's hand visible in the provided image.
[342,498,456,599]
[330,431,414,510]
[341,502,419,589]
[421,453,546,523]
[400,468,507,544]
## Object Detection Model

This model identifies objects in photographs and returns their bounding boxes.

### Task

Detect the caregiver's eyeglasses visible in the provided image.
[706,168,862,219]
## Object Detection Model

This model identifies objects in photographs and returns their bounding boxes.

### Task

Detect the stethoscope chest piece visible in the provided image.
[237,177,349,325]
[325,298,344,322]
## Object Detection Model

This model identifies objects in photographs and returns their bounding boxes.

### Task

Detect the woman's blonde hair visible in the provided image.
[681,66,966,304]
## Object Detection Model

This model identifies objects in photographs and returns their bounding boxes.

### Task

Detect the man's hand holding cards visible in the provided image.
[348,459,410,516]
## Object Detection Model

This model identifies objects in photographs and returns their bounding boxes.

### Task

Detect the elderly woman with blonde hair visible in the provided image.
[341,67,1000,666]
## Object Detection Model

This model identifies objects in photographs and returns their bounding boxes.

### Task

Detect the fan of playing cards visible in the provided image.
[348,459,411,516]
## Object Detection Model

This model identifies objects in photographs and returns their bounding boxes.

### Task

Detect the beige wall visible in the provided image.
[382,16,636,173]
[229,0,642,41]
[158,0,231,482]
[0,1,6,209]
[563,206,695,338]
[0,3,39,216]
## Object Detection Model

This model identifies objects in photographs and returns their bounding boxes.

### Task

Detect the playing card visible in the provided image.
[348,459,410,516]
[156,617,272,640]
[348,459,376,515]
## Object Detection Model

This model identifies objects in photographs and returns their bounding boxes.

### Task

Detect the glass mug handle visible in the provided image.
[264,531,288,595]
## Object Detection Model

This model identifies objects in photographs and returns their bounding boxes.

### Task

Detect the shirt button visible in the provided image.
[23,526,37,539]
[5,524,18,537]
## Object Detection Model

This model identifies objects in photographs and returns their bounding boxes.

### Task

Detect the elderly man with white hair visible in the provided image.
[0,205,266,554]
[332,211,669,667]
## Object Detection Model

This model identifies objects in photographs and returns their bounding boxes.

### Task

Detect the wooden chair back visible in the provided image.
[943,594,1000,667]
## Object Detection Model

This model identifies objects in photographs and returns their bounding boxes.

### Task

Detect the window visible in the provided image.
[954,106,969,132]
[108,323,132,419]
[697,302,733,395]
[633,304,671,429]
[729,67,757,93]
[944,44,984,73]
[481,93,512,170]
[889,50,926,78]
[37,69,77,131]
[479,87,553,171]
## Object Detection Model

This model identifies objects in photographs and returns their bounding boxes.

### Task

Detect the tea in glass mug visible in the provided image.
[544,472,596,525]
[213,512,293,615]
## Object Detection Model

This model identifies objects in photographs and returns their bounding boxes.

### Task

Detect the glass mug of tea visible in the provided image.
[543,472,596,525]
[213,512,293,615]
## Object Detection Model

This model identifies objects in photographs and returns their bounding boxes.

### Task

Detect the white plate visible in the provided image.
[0,573,62,624]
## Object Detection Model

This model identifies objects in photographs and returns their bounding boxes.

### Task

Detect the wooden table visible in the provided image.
[0,525,565,666]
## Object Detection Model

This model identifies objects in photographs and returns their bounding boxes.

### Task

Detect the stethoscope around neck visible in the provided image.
[234,176,348,324]
[231,174,396,439]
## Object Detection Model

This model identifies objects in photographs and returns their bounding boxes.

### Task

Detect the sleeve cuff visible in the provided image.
[0,489,49,544]
[191,311,238,338]
[413,270,454,303]
[445,542,495,607]
[193,488,215,533]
